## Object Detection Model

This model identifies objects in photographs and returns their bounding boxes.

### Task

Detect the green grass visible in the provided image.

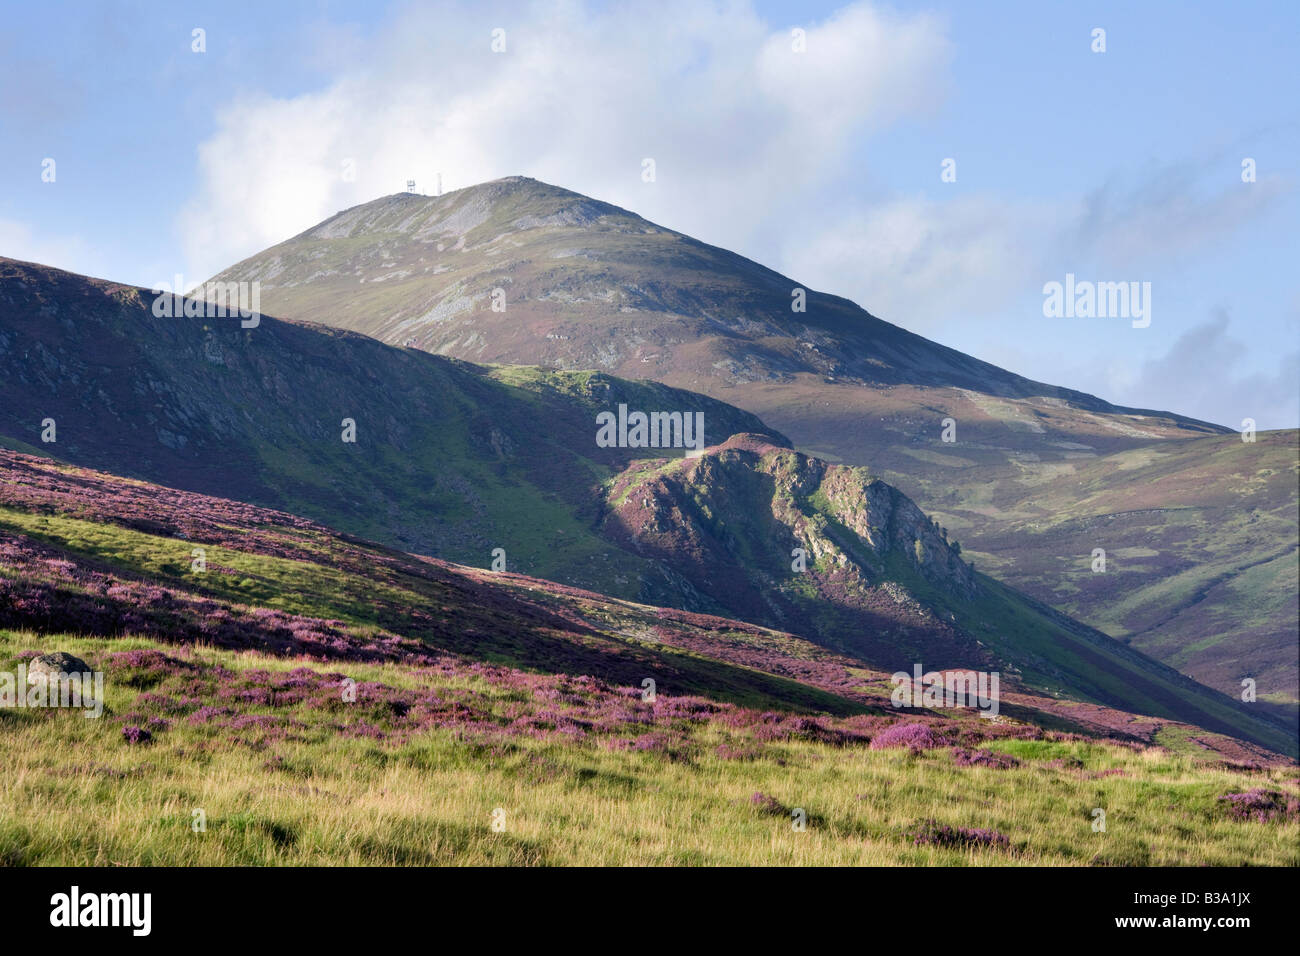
[2,629,1295,866]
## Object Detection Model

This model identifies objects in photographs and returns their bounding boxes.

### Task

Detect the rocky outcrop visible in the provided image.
[601,433,988,670]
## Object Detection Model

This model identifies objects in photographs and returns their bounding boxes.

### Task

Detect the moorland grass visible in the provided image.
[2,630,1295,867]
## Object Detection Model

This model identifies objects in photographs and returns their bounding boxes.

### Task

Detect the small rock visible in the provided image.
[27,652,92,683]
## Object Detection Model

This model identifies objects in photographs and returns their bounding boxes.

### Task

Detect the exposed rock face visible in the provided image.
[815,465,978,600]
[602,433,987,670]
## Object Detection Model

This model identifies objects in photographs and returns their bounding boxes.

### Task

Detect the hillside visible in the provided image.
[0,255,781,594]
[0,449,1296,865]
[0,258,1292,755]
[205,177,1292,702]
[0,256,1002,668]
[926,430,1300,709]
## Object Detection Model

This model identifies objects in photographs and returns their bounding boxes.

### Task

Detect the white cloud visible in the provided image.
[755,5,948,138]
[177,0,952,280]
[779,165,1289,334]
[779,194,1062,328]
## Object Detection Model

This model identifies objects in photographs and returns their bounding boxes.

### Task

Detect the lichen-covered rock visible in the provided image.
[27,652,92,683]
[599,432,988,668]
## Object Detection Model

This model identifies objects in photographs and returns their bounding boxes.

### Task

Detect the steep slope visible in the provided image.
[0,256,781,594]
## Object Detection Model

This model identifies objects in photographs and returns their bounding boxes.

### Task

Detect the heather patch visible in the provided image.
[749,792,789,816]
[869,722,945,752]
[73,636,1019,771]
[121,725,152,745]
[911,819,1010,851]
[951,746,1019,769]
[0,529,422,665]
[48,637,890,759]
[1217,789,1300,823]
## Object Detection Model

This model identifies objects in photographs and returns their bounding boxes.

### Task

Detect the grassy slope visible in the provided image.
[1,453,1295,865]
[3,631,1296,866]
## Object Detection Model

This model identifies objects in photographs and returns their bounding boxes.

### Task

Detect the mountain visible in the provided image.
[0,257,1291,755]
[3,448,1294,865]
[0,255,1009,669]
[206,177,1292,703]
[208,175,1225,464]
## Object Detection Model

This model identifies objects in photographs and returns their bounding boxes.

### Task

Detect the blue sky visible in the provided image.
[2,0,1296,428]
